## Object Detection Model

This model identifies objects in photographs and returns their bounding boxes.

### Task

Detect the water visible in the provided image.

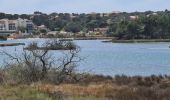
[1,39,170,76]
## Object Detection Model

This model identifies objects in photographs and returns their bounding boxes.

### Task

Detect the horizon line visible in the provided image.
[0,9,170,15]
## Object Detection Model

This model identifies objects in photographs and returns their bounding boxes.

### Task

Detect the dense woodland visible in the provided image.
[1,10,170,39]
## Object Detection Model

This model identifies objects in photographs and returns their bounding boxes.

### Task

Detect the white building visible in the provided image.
[0,18,34,35]
[0,19,17,32]
[129,16,139,20]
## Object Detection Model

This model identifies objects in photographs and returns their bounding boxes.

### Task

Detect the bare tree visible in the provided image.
[0,40,82,84]
[0,48,54,83]
[55,46,83,84]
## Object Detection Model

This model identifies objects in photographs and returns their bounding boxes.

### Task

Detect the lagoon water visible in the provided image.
[1,39,170,76]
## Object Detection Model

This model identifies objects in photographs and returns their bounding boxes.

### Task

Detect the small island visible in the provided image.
[0,43,25,47]
[112,39,170,43]
[24,40,76,50]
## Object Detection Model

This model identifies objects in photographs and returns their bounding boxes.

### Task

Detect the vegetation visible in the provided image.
[24,40,77,50]
[110,15,170,40]
[1,72,170,100]
[0,43,25,47]
[39,29,47,34]
[1,41,170,100]
[0,85,52,100]
[1,10,170,39]
[0,41,170,99]
[112,39,170,43]
[0,40,82,84]
[1,10,170,99]
[64,22,83,33]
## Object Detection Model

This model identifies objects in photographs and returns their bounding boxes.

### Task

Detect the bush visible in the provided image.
[25,40,77,50]
[0,70,4,84]
[1,40,81,84]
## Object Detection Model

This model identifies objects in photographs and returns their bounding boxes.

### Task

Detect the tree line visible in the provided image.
[1,10,170,39]
[109,12,170,39]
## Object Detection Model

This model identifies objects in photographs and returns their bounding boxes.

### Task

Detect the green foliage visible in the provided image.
[64,22,82,33]
[110,14,170,39]
[1,10,170,38]
[70,96,102,100]
[0,85,52,100]
[32,30,40,35]
[40,29,47,34]
[87,20,99,31]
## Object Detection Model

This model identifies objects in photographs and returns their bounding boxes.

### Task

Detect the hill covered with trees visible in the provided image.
[1,10,170,39]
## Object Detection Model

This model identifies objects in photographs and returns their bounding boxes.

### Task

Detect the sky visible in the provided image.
[0,0,170,14]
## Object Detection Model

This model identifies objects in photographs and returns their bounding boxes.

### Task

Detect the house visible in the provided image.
[129,16,139,20]
[0,19,17,35]
[17,18,34,34]
[36,25,47,31]
[0,18,34,35]
[94,27,109,34]
[146,13,158,17]
[100,13,110,17]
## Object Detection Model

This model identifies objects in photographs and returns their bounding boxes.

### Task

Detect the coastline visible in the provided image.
[74,37,113,40]
[0,43,25,47]
[112,39,170,43]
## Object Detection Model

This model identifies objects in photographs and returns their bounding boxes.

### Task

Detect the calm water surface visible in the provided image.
[1,39,170,76]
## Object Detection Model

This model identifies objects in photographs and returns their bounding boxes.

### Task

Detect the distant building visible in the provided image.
[0,19,17,34]
[94,27,109,34]
[129,16,139,20]
[55,15,59,18]
[146,13,158,17]
[36,25,47,30]
[90,12,97,15]
[111,11,121,14]
[100,13,110,17]
[47,31,57,35]
[0,18,34,35]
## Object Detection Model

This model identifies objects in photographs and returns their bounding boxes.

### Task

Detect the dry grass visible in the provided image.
[33,83,126,98]
[0,85,52,100]
[1,73,170,100]
[31,75,170,100]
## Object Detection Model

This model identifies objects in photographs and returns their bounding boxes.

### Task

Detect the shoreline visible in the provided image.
[73,37,113,40]
[0,43,25,47]
[5,36,170,43]
[112,39,170,43]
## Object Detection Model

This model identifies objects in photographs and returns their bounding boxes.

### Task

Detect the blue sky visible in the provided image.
[0,0,170,14]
